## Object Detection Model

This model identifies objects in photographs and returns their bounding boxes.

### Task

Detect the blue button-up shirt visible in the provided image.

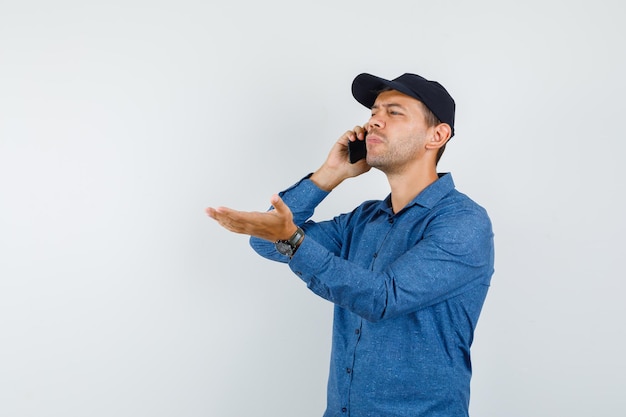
[250,173,494,417]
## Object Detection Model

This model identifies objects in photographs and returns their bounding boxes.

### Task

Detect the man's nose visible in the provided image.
[368,115,385,130]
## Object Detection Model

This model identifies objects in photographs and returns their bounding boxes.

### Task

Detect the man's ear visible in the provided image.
[425,123,452,150]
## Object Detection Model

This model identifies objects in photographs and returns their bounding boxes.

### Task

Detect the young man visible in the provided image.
[206,73,495,417]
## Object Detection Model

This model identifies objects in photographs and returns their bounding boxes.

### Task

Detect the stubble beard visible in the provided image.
[366,134,424,175]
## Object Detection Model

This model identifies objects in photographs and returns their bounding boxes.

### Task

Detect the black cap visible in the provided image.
[351,73,456,137]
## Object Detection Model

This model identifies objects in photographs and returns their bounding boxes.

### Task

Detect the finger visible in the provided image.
[270,194,290,216]
[206,206,242,232]
[342,129,357,143]
[205,207,217,219]
[354,125,367,140]
[206,206,232,220]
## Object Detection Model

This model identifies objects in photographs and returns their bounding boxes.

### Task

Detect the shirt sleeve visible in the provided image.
[249,175,331,263]
[288,206,494,323]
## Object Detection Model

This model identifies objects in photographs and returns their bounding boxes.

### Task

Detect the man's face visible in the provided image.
[365,90,433,173]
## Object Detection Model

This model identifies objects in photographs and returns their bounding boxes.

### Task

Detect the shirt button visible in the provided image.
[342,407,347,413]
[372,253,378,258]
[346,368,352,374]
[388,217,394,224]
[355,329,360,335]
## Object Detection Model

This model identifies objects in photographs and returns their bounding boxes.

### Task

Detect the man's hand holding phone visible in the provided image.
[310,126,370,191]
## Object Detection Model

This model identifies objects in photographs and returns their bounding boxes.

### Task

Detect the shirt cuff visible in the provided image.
[287,233,331,286]
[278,174,330,210]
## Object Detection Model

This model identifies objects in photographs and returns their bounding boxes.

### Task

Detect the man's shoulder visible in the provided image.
[435,189,493,230]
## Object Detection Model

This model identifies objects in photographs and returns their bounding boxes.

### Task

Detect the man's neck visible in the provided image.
[386,163,439,213]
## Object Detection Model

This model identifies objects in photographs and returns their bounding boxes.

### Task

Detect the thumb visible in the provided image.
[270,194,288,214]
[270,194,297,239]
[270,194,291,217]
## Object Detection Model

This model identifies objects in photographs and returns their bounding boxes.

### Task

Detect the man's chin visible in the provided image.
[366,155,385,169]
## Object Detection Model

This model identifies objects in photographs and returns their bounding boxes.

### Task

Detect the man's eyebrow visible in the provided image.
[371,103,406,110]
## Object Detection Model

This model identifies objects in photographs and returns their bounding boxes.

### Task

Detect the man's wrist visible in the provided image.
[274,227,305,258]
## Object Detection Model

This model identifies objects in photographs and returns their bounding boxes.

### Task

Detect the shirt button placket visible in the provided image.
[343,320,360,416]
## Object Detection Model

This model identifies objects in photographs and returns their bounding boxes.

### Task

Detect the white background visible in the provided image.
[1,1,624,416]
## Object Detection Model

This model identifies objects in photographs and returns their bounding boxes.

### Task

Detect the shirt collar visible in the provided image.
[380,173,456,214]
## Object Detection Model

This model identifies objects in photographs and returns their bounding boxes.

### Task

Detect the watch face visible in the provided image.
[275,240,293,257]
[274,227,304,258]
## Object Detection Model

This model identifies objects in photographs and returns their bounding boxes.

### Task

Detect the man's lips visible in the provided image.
[366,133,384,144]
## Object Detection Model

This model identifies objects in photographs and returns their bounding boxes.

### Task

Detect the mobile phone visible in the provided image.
[348,135,367,164]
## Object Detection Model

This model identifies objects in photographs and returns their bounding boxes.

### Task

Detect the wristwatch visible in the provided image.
[274,227,305,258]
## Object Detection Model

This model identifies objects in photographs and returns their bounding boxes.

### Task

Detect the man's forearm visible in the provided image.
[310,166,345,192]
